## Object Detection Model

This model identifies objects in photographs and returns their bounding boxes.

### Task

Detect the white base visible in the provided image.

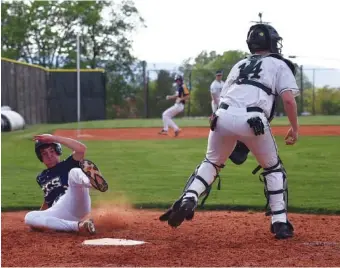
[82,238,146,246]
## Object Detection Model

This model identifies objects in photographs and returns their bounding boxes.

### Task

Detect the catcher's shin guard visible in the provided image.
[257,158,294,238]
[159,158,224,227]
[259,159,288,216]
[186,158,224,207]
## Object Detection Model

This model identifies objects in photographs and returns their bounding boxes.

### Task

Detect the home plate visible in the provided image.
[82,238,146,246]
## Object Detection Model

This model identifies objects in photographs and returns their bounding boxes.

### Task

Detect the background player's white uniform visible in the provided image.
[160,81,189,134]
[187,54,299,224]
[210,79,224,113]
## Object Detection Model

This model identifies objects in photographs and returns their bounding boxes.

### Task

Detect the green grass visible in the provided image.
[9,115,340,133]
[2,125,340,214]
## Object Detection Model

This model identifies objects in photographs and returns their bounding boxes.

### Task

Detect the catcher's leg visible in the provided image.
[166,127,237,228]
[241,128,293,239]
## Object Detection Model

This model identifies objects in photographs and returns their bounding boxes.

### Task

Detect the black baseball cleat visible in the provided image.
[80,159,108,192]
[168,197,197,228]
[158,129,168,135]
[174,129,181,137]
[271,221,294,239]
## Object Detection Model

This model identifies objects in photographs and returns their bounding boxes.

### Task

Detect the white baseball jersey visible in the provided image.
[220,54,299,118]
[210,80,225,102]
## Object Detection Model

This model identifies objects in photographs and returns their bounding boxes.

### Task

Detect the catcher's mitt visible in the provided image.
[229,141,250,165]
[79,159,108,192]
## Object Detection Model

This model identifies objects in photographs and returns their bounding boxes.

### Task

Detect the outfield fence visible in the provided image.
[1,58,106,124]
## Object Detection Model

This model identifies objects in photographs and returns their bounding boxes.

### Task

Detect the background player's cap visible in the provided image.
[215,70,223,76]
[174,74,183,81]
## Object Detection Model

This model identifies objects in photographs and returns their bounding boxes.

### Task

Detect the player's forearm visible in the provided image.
[181,95,190,101]
[283,98,299,131]
[54,136,87,154]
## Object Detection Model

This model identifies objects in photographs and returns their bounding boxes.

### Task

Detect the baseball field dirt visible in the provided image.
[2,126,340,267]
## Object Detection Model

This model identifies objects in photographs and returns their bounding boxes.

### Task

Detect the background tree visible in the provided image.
[180,50,247,116]
[1,0,145,118]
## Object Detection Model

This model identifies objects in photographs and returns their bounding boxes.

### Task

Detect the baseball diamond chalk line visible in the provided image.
[82,238,146,246]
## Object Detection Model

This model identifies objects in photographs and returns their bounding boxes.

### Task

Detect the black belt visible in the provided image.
[219,102,264,113]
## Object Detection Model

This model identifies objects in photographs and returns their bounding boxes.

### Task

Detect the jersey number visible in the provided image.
[238,60,263,80]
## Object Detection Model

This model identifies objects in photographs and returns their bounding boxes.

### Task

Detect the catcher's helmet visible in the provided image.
[246,24,283,54]
[35,141,62,162]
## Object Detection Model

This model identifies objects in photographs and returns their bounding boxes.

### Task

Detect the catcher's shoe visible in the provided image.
[158,129,168,135]
[78,219,96,235]
[271,221,294,239]
[168,197,197,228]
[80,159,108,192]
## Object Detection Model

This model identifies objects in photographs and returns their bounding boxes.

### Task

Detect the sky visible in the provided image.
[131,0,340,70]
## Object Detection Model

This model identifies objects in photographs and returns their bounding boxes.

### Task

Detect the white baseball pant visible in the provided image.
[211,95,220,113]
[24,168,92,232]
[162,103,184,132]
[186,106,287,224]
[211,101,218,113]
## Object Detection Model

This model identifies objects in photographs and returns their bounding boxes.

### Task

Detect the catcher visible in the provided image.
[160,23,299,239]
[24,134,108,234]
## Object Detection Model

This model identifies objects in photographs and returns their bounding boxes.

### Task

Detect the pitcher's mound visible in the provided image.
[82,238,146,246]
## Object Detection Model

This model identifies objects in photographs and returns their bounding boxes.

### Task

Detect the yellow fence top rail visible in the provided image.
[1,57,105,73]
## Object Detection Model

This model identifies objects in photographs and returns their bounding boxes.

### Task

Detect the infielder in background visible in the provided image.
[159,75,190,137]
[160,23,299,239]
[210,70,224,113]
[24,134,108,234]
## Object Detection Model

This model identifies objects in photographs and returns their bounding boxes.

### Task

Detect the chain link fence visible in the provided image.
[121,66,340,119]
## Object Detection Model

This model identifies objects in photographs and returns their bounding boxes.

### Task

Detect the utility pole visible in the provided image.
[300,65,304,114]
[188,71,192,117]
[142,61,148,118]
[312,68,316,115]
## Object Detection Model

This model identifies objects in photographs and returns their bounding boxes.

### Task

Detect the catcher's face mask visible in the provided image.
[40,145,60,168]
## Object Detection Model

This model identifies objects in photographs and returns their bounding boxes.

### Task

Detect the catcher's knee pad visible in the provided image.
[183,158,224,206]
[260,160,288,217]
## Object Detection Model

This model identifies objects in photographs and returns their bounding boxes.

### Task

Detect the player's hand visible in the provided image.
[285,128,298,145]
[33,134,57,143]
[166,95,171,100]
